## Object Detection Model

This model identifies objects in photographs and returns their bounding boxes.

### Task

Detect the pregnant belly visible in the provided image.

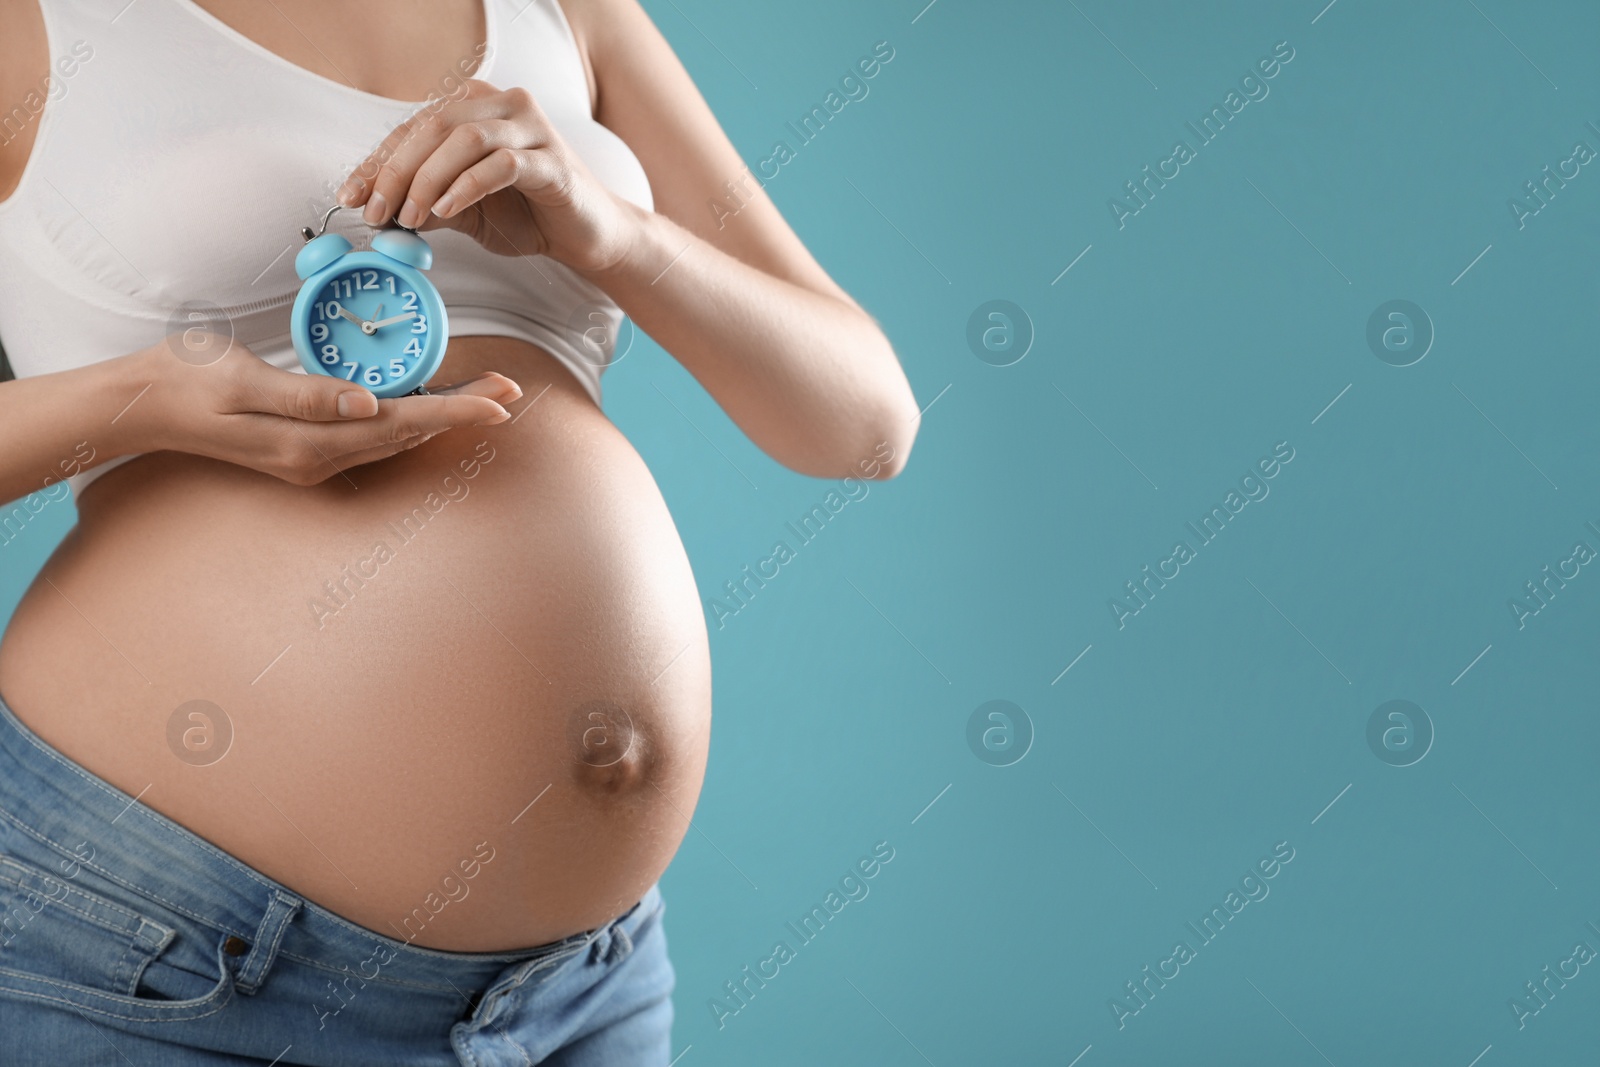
[0,338,710,951]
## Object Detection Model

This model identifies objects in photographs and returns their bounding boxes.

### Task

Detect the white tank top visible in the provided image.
[0,0,653,496]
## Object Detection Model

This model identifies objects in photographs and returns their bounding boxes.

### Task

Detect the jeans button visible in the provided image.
[223,936,250,957]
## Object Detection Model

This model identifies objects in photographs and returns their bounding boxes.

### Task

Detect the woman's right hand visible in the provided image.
[122,333,518,486]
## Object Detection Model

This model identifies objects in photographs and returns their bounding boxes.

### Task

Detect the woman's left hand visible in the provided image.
[336,80,640,273]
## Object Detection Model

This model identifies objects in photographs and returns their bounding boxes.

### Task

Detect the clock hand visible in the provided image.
[335,305,366,329]
[357,302,389,335]
[367,311,419,330]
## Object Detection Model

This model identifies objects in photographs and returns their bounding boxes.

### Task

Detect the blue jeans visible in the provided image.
[0,693,675,1065]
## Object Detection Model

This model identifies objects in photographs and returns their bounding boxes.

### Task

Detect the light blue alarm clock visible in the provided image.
[290,209,448,398]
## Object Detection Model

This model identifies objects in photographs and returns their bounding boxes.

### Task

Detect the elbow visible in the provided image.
[810,316,919,480]
[766,331,921,480]
[824,382,919,483]
[834,327,919,480]
[839,352,922,481]
[868,360,920,479]
[833,322,919,480]
[772,398,916,482]
[859,395,917,481]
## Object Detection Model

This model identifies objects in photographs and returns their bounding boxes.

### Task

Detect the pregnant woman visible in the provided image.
[0,0,915,1062]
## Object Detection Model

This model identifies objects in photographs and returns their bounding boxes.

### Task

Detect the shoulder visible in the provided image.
[549,0,657,76]
[0,2,48,125]
[550,0,632,44]
[0,1,49,201]
[547,0,668,119]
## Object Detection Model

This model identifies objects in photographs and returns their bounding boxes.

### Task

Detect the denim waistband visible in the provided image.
[0,690,646,1002]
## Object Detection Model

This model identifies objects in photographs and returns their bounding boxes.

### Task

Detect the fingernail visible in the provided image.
[398,198,421,228]
[433,192,456,218]
[337,390,373,417]
[336,180,360,206]
[475,408,510,426]
[363,191,389,225]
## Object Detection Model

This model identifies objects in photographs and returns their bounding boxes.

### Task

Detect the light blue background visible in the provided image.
[6,1,1600,1063]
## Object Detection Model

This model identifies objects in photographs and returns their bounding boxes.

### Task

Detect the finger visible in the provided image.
[227,353,380,421]
[337,95,513,227]
[374,391,511,431]
[305,393,508,454]
[432,147,569,223]
[281,432,433,485]
[326,432,440,475]
[337,77,505,205]
[429,370,523,404]
[397,119,533,229]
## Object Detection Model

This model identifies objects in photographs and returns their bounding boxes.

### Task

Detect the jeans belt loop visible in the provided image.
[608,921,633,963]
[234,889,302,995]
[586,924,613,964]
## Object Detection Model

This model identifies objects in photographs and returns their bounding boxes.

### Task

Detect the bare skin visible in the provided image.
[0,0,916,951]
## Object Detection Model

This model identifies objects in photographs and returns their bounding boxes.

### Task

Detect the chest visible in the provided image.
[187,0,489,102]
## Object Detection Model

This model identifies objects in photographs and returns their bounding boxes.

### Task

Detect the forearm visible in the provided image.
[581,206,919,478]
[0,351,149,506]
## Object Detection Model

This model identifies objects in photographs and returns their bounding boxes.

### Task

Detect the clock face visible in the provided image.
[306,266,435,391]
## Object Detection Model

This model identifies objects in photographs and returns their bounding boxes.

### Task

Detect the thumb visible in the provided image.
[239,357,380,421]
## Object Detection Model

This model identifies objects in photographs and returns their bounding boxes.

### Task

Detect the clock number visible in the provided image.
[310,323,329,343]
[319,344,340,366]
[386,275,396,294]
[363,366,383,386]
[340,361,359,380]
[412,314,427,334]
[388,359,406,378]
[403,338,423,357]
[360,270,379,290]
[400,291,418,312]
[321,300,342,321]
